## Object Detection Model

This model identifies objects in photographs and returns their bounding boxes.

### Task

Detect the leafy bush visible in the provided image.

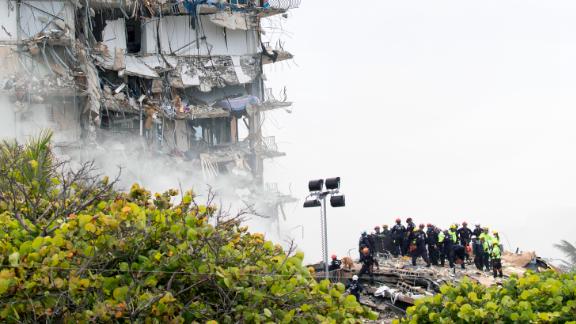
[0,135,377,323]
[398,271,576,323]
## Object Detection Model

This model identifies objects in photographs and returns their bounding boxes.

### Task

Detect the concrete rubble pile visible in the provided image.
[313,251,556,318]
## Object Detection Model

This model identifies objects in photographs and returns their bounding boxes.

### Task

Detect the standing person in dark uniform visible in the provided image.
[472,223,483,238]
[471,236,484,270]
[358,231,372,259]
[457,221,473,262]
[411,224,431,267]
[403,218,416,256]
[442,229,455,268]
[346,275,363,301]
[372,226,383,255]
[426,224,439,266]
[358,247,379,283]
[453,244,466,270]
[390,219,405,257]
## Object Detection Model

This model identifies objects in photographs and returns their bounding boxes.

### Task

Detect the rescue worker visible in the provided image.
[438,229,446,266]
[411,224,431,267]
[426,224,439,266]
[358,247,379,283]
[390,219,405,257]
[443,226,458,268]
[472,223,483,238]
[372,226,383,255]
[453,244,466,270]
[457,222,473,246]
[381,224,390,236]
[480,236,491,271]
[403,218,416,256]
[490,241,503,278]
[328,255,342,272]
[472,235,484,270]
[458,222,473,263]
[493,231,504,252]
[358,231,373,259]
[346,275,363,301]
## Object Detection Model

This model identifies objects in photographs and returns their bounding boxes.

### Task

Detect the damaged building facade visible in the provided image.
[0,0,299,220]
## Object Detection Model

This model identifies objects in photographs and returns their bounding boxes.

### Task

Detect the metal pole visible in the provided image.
[322,194,329,279]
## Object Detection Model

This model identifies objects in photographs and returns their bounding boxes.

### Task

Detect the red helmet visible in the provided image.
[419,223,425,228]
[395,218,401,223]
[427,223,432,227]
[331,254,337,260]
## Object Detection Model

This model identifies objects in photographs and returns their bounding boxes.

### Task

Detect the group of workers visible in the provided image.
[336,218,505,301]
[356,218,504,278]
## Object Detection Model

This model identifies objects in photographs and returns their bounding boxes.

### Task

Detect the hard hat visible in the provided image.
[450,224,457,229]
[427,223,432,227]
[419,223,425,228]
[475,223,481,227]
[331,254,337,260]
[395,218,401,223]
[493,231,498,235]
[413,228,419,232]
[362,247,369,254]
[382,224,388,228]
[406,217,413,222]
[352,275,359,281]
[492,241,499,246]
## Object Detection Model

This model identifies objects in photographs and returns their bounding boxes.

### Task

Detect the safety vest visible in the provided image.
[438,231,445,243]
[449,230,457,243]
[491,245,501,259]
[482,240,490,252]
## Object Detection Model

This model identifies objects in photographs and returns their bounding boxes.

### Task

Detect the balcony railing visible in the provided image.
[266,0,301,10]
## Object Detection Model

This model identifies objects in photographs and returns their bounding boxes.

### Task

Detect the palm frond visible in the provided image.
[554,240,576,265]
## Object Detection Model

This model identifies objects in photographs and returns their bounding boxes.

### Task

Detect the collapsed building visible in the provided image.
[0,0,299,221]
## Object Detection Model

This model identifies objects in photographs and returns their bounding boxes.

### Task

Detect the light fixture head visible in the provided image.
[330,195,345,208]
[325,177,341,190]
[303,199,321,208]
[308,179,324,192]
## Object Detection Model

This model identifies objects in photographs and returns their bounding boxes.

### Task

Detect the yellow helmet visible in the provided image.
[493,230,498,235]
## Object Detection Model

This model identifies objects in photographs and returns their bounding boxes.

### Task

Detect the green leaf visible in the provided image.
[113,286,129,301]
[8,252,19,267]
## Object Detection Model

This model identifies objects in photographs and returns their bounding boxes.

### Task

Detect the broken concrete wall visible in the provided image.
[0,0,18,42]
[18,0,75,40]
[141,15,259,56]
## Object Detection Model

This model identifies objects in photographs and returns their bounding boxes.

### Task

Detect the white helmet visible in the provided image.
[352,275,359,281]
[475,222,481,227]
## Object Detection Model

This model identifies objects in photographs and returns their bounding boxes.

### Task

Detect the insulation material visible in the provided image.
[0,0,17,41]
[142,15,259,56]
[19,0,75,39]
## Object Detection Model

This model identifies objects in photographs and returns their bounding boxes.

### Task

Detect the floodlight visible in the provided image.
[308,179,324,192]
[303,199,321,208]
[325,177,340,190]
[330,195,345,208]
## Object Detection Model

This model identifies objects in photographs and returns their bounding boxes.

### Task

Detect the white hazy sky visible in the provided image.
[260,0,576,263]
